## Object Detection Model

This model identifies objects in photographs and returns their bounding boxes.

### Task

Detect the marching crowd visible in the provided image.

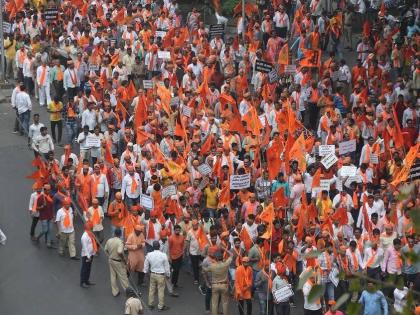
[3,0,420,313]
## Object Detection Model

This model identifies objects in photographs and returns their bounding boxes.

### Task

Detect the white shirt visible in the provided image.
[357,202,381,229]
[36,65,51,86]
[143,219,162,245]
[15,91,32,114]
[28,191,42,217]
[363,247,384,269]
[81,231,95,259]
[56,207,75,233]
[91,173,109,198]
[59,153,79,168]
[29,123,45,141]
[63,68,80,89]
[84,205,104,231]
[273,12,290,29]
[23,57,33,78]
[81,109,99,131]
[144,250,170,276]
[243,223,258,241]
[302,281,322,310]
[121,173,141,199]
[32,134,54,153]
[77,131,93,150]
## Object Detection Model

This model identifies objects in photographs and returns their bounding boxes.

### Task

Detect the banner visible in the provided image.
[86,135,101,148]
[197,164,212,176]
[338,139,356,155]
[140,194,154,210]
[161,185,177,199]
[321,152,338,169]
[319,145,335,157]
[230,173,251,190]
[255,60,273,73]
[340,165,357,177]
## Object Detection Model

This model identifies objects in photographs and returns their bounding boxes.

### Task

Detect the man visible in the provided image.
[28,113,44,148]
[121,165,141,208]
[144,240,171,311]
[168,224,185,288]
[84,198,105,244]
[63,60,80,100]
[55,197,79,260]
[80,221,97,288]
[28,182,44,241]
[382,238,403,281]
[90,164,109,207]
[203,250,232,315]
[35,184,54,248]
[359,281,388,315]
[125,287,143,315]
[15,84,32,135]
[32,127,54,159]
[235,256,253,315]
[22,51,34,96]
[302,269,322,314]
[104,228,130,296]
[47,96,63,144]
[36,60,51,107]
[185,219,202,284]
[401,235,420,287]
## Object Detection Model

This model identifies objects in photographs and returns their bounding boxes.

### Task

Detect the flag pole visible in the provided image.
[0,0,6,82]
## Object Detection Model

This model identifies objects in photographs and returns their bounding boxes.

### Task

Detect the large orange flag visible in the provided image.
[391,143,420,186]
[134,95,147,129]
[239,228,253,251]
[266,137,283,180]
[136,130,154,145]
[197,227,209,251]
[392,105,404,149]
[278,43,289,65]
[218,182,231,207]
[242,107,263,136]
[126,81,137,100]
[104,140,114,165]
[311,168,321,188]
[201,134,214,155]
[156,84,171,115]
[288,132,306,171]
[300,49,322,68]
[174,111,187,139]
[229,116,246,135]
[273,187,288,208]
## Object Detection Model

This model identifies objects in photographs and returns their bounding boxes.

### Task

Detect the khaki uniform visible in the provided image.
[59,231,76,257]
[104,237,129,296]
[203,257,232,315]
[149,273,166,308]
[125,297,143,315]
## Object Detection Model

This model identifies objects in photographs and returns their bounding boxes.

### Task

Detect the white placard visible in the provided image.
[321,152,338,169]
[197,164,212,176]
[89,64,99,72]
[230,173,251,190]
[140,194,154,210]
[155,31,167,38]
[161,185,177,199]
[284,65,297,74]
[182,106,191,117]
[319,145,335,157]
[329,267,339,287]
[348,175,361,184]
[370,154,379,164]
[340,165,357,177]
[86,135,101,148]
[143,80,153,89]
[158,51,171,60]
[320,179,330,191]
[339,139,356,155]
[274,285,294,302]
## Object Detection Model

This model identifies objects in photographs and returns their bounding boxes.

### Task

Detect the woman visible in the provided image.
[125,225,146,285]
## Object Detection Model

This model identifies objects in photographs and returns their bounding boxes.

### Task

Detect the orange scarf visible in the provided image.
[39,65,47,85]
[32,193,42,212]
[56,67,63,81]
[147,221,155,240]
[130,175,138,193]
[351,251,359,270]
[86,229,98,253]
[366,249,377,267]
[63,208,72,228]
[91,206,101,225]
[352,191,359,208]
[91,174,101,198]
[262,269,273,290]
[69,69,77,85]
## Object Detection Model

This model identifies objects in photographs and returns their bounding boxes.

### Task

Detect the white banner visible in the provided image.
[143,80,153,89]
[197,164,212,176]
[182,106,191,118]
[321,152,338,169]
[274,285,294,302]
[86,135,101,148]
[158,51,171,60]
[340,165,357,177]
[161,185,177,199]
[339,139,356,155]
[230,173,251,190]
[140,194,154,210]
[370,154,379,164]
[320,179,330,191]
[319,145,335,157]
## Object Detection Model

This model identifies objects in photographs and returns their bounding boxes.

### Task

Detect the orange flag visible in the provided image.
[392,105,404,149]
[261,117,272,146]
[331,207,348,226]
[115,100,128,120]
[115,9,126,25]
[126,81,137,100]
[104,140,114,165]
[273,187,288,208]
[311,168,322,188]
[97,3,104,18]
[260,203,275,224]
[174,111,187,139]
[136,130,154,145]
[228,116,246,135]
[110,54,120,66]
[278,43,289,65]
[288,132,306,171]
[300,49,322,68]
[156,84,171,115]
[239,228,253,251]
[218,182,231,207]
[197,227,209,251]
[197,77,210,101]
[80,2,88,16]
[305,136,315,153]
[391,143,420,186]
[200,134,214,155]
[242,107,263,136]
[266,137,283,180]
[134,95,147,129]
[296,211,305,242]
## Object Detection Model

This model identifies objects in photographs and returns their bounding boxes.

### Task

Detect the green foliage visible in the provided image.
[308,284,325,303]
[346,302,362,315]
[221,0,239,17]
[334,293,350,310]
[297,269,313,290]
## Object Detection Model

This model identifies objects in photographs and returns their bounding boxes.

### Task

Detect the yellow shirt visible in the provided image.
[47,101,63,121]
[204,187,219,209]
[4,39,16,59]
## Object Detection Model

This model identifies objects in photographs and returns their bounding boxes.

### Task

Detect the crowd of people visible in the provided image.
[3,0,420,313]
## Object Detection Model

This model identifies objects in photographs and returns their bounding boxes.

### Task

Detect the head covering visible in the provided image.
[134,225,143,232]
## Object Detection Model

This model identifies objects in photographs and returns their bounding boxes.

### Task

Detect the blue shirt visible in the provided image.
[271,181,290,197]
[359,290,388,315]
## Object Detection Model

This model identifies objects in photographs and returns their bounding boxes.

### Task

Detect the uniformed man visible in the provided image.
[125,287,143,315]
[203,250,232,315]
[144,240,171,311]
[104,228,130,296]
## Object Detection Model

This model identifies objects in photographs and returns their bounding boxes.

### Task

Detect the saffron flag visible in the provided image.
[300,49,322,68]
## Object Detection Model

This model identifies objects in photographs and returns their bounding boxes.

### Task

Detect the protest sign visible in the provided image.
[321,153,338,169]
[339,139,356,155]
[140,194,154,210]
[230,174,251,190]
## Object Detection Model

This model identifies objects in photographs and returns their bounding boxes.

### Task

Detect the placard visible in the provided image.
[3,22,11,33]
[140,194,154,210]
[319,145,335,157]
[89,64,99,72]
[284,65,297,74]
[44,7,59,21]
[86,135,101,147]
[370,154,378,164]
[155,31,167,38]
[329,267,339,287]
[161,185,177,199]
[321,152,338,169]
[209,24,225,37]
[197,164,212,176]
[182,106,191,117]
[158,51,171,60]
[320,179,330,191]
[340,165,357,177]
[230,173,251,190]
[409,160,420,181]
[274,285,294,302]
[268,68,278,83]
[255,60,273,73]
[143,80,153,89]
[339,139,356,155]
[198,176,209,190]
